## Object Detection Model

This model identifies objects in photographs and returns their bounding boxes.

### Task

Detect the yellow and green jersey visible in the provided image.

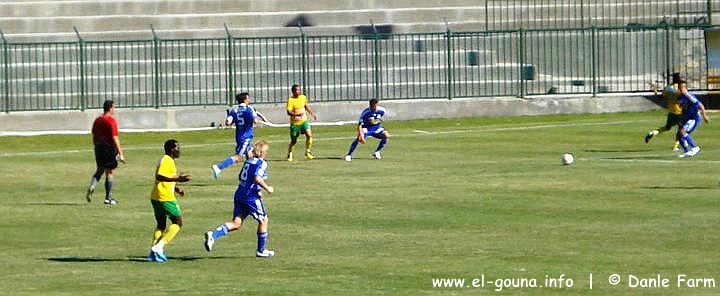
[287,95,308,126]
[663,83,682,115]
[151,155,177,202]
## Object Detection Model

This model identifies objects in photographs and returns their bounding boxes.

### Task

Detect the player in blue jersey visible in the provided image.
[211,93,265,180]
[345,99,390,161]
[204,140,276,257]
[676,81,710,158]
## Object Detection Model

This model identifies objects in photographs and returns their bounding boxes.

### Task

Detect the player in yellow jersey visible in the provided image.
[147,139,191,262]
[286,84,318,161]
[645,72,683,150]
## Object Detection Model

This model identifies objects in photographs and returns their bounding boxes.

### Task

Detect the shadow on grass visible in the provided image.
[26,202,86,206]
[265,156,343,162]
[642,186,717,190]
[47,255,235,263]
[584,149,653,153]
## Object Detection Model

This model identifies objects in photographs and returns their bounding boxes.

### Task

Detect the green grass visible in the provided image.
[1,111,719,295]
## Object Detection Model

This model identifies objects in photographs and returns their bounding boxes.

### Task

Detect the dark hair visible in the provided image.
[235,92,249,104]
[164,139,178,154]
[369,98,379,106]
[102,100,114,112]
[291,84,300,92]
[671,72,682,83]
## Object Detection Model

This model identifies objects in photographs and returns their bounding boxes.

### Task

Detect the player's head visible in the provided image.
[291,84,302,97]
[678,80,688,92]
[103,100,115,113]
[664,85,678,94]
[671,72,682,84]
[369,98,379,110]
[164,139,181,158]
[253,140,269,159]
[235,92,250,104]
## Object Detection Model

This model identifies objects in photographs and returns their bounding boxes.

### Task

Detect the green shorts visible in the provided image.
[289,121,311,138]
[664,113,683,129]
[151,199,182,219]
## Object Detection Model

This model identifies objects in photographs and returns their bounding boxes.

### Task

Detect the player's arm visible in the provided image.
[286,100,300,117]
[254,176,274,194]
[304,103,318,120]
[156,174,191,183]
[356,123,365,143]
[699,102,710,123]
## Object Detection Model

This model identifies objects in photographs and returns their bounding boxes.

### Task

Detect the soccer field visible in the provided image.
[1,111,719,295]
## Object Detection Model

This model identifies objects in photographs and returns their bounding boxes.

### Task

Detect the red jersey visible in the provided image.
[92,114,118,146]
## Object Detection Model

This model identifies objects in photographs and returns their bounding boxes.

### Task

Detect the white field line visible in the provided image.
[0,119,648,158]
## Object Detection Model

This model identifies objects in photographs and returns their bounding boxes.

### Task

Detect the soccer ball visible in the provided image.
[561,153,574,165]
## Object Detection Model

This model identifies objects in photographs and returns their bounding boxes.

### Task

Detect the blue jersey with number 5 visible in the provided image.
[235,157,268,200]
[228,103,257,141]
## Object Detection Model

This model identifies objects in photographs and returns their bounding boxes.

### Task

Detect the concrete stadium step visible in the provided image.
[0,6,486,35]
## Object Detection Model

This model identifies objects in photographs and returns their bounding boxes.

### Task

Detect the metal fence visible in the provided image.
[0,24,713,112]
[485,0,718,30]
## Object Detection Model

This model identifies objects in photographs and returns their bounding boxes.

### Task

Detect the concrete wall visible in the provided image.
[0,95,661,133]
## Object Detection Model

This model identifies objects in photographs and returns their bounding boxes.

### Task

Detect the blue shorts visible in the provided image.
[682,117,700,134]
[362,126,387,139]
[233,196,267,222]
[235,137,253,155]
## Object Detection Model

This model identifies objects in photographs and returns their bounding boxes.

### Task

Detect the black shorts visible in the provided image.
[94,144,118,169]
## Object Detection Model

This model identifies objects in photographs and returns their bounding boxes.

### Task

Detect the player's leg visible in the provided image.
[86,167,104,202]
[151,202,183,261]
[288,126,299,161]
[148,200,167,261]
[205,199,246,252]
[212,139,251,180]
[304,124,314,159]
[372,129,389,160]
[645,113,672,143]
[250,199,273,257]
[103,168,117,205]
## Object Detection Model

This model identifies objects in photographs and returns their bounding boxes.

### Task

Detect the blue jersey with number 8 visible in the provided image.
[234,157,268,201]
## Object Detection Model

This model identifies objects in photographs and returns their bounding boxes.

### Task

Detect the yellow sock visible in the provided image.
[161,224,181,244]
[151,229,163,245]
[306,137,313,152]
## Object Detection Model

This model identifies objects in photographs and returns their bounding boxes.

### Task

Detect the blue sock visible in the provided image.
[217,156,236,170]
[105,176,113,199]
[684,134,697,148]
[680,136,690,152]
[257,232,268,252]
[375,138,387,152]
[211,224,229,239]
[347,139,359,156]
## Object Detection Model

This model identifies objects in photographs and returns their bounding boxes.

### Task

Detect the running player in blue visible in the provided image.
[204,140,276,258]
[677,81,710,158]
[345,99,390,161]
[211,93,264,180]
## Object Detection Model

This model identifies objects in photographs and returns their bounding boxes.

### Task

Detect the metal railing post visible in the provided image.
[297,23,308,94]
[708,0,713,25]
[665,23,671,84]
[1,29,9,113]
[518,28,525,98]
[591,26,597,97]
[445,19,453,100]
[73,27,86,111]
[151,25,160,109]
[371,20,381,100]
[224,23,235,106]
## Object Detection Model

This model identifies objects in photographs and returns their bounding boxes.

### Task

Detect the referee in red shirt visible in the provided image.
[87,100,125,205]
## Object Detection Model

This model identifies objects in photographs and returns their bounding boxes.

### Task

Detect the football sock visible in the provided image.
[257,232,268,252]
[376,138,387,152]
[90,171,102,188]
[104,176,113,199]
[680,136,690,152]
[152,229,163,245]
[347,139,359,156]
[684,134,697,148]
[306,137,313,152]
[161,224,181,244]
[217,156,236,170]
[211,224,230,239]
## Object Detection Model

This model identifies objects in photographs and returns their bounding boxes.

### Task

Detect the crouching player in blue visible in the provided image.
[677,81,710,158]
[345,99,390,161]
[205,140,276,257]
